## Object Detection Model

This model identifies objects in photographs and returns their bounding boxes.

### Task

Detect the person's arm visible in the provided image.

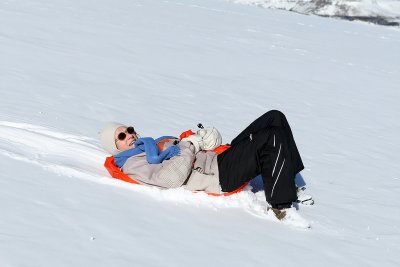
[122,141,195,189]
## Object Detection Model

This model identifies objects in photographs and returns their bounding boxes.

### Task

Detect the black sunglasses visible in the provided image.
[116,126,136,142]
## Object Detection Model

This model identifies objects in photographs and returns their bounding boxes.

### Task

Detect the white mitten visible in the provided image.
[181,134,203,154]
[197,127,222,151]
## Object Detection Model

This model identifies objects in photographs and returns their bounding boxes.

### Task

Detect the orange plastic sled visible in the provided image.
[104,143,249,197]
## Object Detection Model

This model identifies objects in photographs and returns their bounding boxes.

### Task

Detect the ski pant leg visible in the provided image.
[260,128,298,204]
[231,110,304,174]
[217,127,298,205]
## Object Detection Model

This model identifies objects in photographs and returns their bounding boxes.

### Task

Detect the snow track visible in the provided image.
[0,121,106,181]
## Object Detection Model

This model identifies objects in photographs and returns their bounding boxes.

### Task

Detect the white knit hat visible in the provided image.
[99,122,126,155]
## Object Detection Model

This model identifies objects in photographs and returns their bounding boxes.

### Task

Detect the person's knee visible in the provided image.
[267,109,286,120]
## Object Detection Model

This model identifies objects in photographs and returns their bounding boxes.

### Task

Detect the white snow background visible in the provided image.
[1,0,399,266]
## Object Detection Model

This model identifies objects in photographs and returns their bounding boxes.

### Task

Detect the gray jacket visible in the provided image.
[121,139,221,194]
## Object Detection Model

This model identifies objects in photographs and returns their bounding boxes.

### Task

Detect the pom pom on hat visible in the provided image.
[99,122,125,155]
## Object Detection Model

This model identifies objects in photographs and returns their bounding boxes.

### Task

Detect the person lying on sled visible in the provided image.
[99,110,311,220]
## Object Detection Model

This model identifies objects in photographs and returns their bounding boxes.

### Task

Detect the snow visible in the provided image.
[232,0,400,23]
[1,0,400,266]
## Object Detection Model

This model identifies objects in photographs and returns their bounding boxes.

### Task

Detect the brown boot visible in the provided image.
[267,207,287,220]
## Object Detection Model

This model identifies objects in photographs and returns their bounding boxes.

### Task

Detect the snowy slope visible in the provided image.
[232,0,400,25]
[1,0,400,266]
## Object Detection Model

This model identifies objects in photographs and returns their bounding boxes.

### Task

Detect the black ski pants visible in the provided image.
[217,110,304,205]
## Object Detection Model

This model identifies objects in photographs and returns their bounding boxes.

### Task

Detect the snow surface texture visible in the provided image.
[1,0,400,266]
[232,0,400,25]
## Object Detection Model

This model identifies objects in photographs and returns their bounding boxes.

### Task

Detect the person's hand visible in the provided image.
[182,127,222,153]
[181,134,202,154]
[197,127,222,151]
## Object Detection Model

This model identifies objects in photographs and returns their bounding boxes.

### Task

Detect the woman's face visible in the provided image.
[115,126,137,151]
